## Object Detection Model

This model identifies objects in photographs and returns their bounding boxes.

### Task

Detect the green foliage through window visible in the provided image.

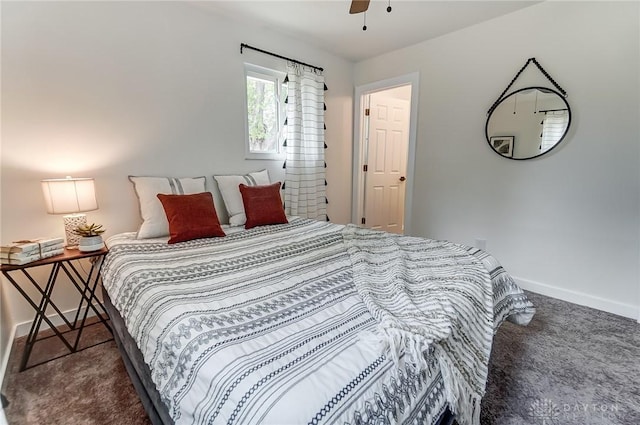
[247,76,277,153]
[244,66,286,157]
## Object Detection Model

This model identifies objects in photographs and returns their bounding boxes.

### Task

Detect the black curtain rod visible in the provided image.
[539,108,568,113]
[240,43,323,72]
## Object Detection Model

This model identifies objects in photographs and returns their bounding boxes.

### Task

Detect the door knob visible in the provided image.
[399,176,406,182]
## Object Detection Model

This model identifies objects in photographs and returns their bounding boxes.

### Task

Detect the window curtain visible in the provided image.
[283,63,328,221]
[540,111,569,152]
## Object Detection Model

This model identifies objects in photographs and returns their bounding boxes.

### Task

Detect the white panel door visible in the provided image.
[363,94,410,234]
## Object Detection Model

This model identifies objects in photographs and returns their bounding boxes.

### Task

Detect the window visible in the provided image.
[540,110,569,153]
[244,64,287,159]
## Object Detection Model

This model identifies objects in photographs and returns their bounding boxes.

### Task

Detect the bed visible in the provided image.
[101,217,534,425]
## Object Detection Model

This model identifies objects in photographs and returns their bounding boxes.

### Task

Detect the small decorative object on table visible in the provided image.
[74,223,106,252]
[0,237,65,265]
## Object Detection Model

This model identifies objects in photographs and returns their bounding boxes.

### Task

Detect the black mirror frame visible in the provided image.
[485,86,571,160]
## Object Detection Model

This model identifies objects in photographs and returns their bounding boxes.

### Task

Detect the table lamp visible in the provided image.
[41,177,98,249]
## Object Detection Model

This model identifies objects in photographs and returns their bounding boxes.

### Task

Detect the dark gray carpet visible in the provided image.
[2,291,639,424]
[482,292,640,425]
[2,319,150,425]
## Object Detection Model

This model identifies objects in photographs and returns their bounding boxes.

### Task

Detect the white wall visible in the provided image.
[0,1,353,352]
[354,1,640,318]
[381,85,412,101]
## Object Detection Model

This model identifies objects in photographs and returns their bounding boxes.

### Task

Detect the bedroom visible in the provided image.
[0,1,638,424]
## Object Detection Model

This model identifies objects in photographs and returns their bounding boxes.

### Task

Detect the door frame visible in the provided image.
[352,72,420,234]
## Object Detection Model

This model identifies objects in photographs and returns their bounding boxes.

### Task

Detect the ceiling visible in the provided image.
[194,1,539,62]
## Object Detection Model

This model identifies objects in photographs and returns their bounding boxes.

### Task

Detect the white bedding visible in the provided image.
[102,218,534,425]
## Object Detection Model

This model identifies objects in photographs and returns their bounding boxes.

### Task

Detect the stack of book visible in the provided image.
[0,237,65,266]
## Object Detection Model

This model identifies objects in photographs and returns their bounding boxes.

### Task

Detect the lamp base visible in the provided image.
[63,214,87,249]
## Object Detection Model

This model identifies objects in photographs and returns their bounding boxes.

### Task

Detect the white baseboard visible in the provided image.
[0,322,15,425]
[513,276,640,321]
[14,306,97,338]
[0,325,16,391]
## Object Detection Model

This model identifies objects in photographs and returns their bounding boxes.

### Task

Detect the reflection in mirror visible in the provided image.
[486,87,571,160]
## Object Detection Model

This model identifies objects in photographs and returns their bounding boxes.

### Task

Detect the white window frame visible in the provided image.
[243,63,287,160]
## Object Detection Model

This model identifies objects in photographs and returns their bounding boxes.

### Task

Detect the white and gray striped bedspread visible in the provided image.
[102,218,534,425]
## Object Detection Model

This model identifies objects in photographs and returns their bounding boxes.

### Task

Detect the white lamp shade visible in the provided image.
[41,177,98,214]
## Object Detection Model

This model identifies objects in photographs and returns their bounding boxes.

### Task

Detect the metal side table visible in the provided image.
[1,247,113,371]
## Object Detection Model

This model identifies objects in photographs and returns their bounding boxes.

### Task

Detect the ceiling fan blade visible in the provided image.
[349,0,370,14]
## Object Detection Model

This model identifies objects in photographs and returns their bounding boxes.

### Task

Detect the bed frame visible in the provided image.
[103,288,173,425]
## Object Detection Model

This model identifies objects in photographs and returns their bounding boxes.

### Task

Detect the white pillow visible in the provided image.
[214,170,270,226]
[129,176,206,239]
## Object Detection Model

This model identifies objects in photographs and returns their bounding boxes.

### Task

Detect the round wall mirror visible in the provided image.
[485,86,571,160]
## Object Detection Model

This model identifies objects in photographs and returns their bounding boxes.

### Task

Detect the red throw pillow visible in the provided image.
[157,192,226,244]
[239,182,288,229]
